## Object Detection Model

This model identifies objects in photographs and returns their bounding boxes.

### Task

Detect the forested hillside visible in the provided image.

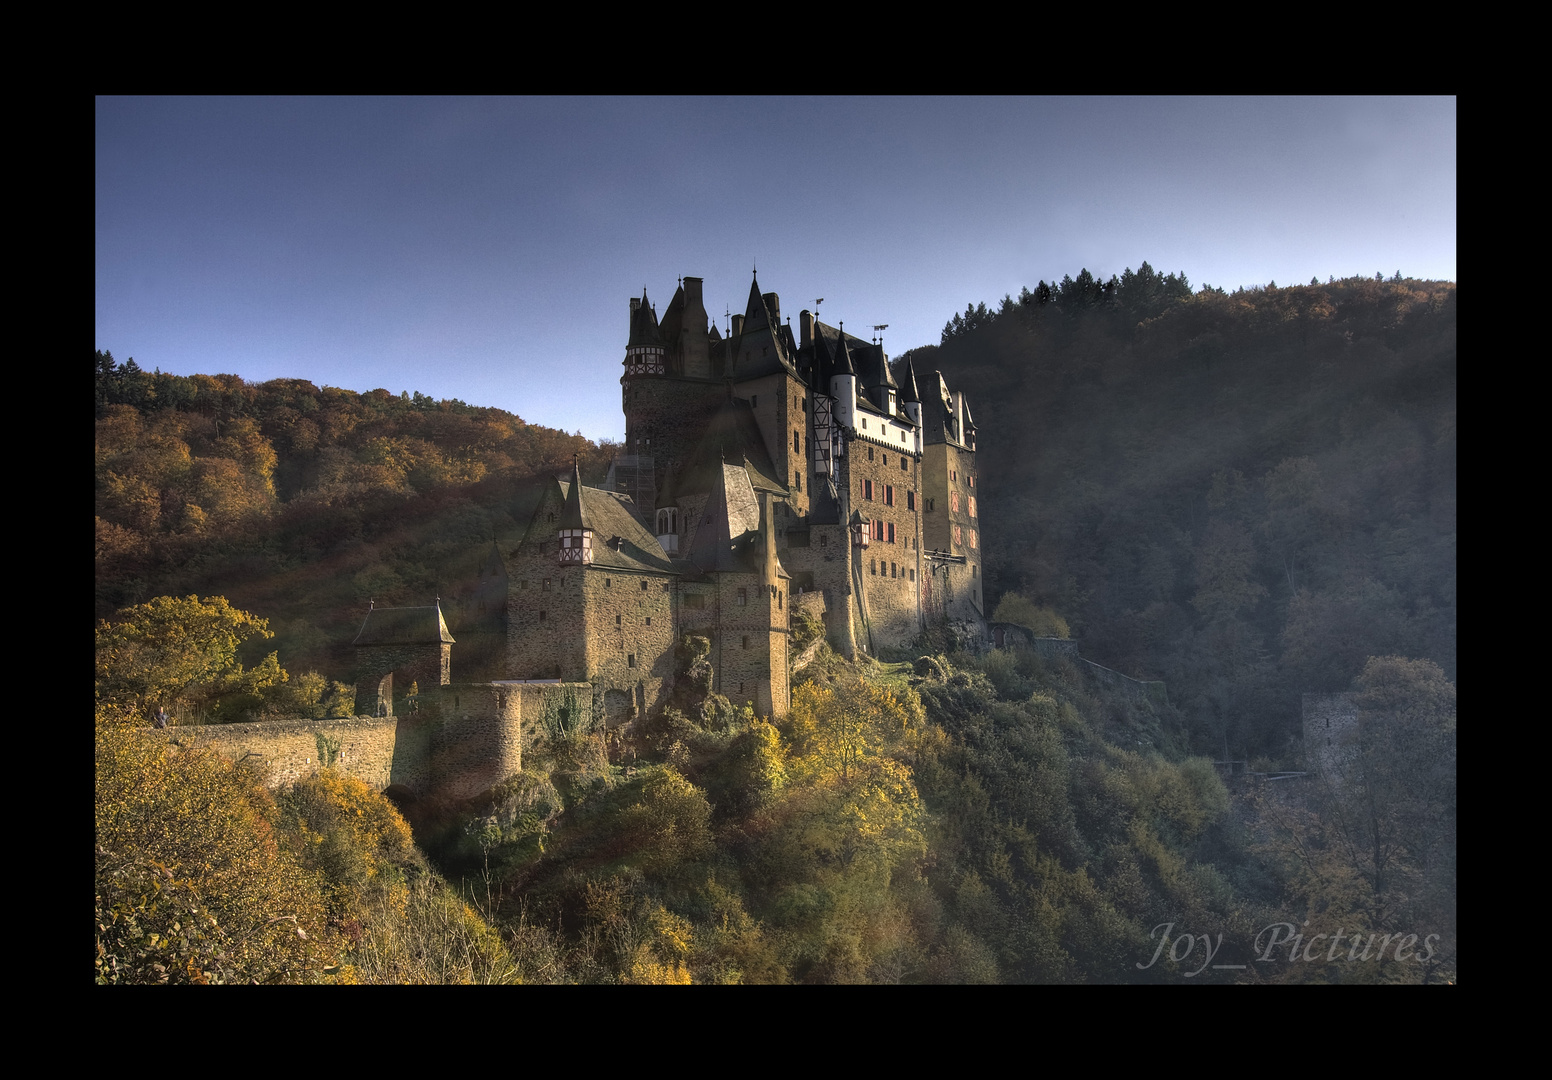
[903,267,1456,761]
[95,267,1455,982]
[95,360,614,677]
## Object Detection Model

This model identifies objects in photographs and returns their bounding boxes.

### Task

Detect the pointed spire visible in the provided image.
[901,355,922,403]
[560,456,586,530]
[833,325,856,377]
[627,289,663,348]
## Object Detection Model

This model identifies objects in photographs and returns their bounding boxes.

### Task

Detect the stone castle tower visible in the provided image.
[504,274,988,722]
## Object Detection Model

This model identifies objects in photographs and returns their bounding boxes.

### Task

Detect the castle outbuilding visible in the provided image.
[505,274,989,721]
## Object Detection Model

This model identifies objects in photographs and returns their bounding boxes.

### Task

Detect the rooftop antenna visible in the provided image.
[874,324,888,348]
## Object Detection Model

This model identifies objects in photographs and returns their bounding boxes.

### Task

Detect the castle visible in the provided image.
[503,274,987,721]
[202,274,989,797]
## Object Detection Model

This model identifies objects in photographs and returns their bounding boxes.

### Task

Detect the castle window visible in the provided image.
[954,525,963,547]
[641,581,649,591]
[628,654,636,668]
[616,614,621,626]
[542,579,551,592]
[862,419,868,430]
[951,470,957,482]
[951,492,960,513]
[795,431,801,453]
[969,497,977,518]
[820,534,828,548]
[971,530,978,548]
[868,446,874,461]
[891,562,897,578]
[907,490,916,511]
[795,474,802,492]
[539,611,546,621]
[887,522,896,544]
[686,593,704,609]
[778,591,783,609]
[883,454,888,466]
[885,484,894,506]
[737,588,747,606]
[864,479,874,501]
[909,568,916,582]
[870,558,877,575]
[969,475,975,487]
[926,498,935,512]
[646,617,652,626]
[742,635,749,649]
[606,578,611,587]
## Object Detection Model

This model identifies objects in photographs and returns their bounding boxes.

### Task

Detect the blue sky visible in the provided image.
[96,96,1456,442]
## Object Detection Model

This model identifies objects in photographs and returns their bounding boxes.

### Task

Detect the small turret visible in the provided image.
[624,290,666,377]
[830,326,858,432]
[900,356,923,429]
[558,458,593,565]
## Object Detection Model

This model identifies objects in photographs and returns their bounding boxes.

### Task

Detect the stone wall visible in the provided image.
[184,682,593,801]
[180,715,405,792]
[353,642,450,716]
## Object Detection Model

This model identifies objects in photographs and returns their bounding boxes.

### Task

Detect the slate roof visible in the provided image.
[627,290,663,348]
[671,396,785,500]
[354,604,455,645]
[686,461,788,577]
[553,478,679,575]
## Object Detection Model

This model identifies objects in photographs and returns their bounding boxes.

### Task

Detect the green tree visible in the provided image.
[96,595,283,720]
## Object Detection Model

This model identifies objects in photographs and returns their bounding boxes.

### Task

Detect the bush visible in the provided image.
[95,710,336,983]
[990,593,1070,638]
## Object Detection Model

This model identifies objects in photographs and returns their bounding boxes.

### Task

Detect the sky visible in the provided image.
[96,96,1456,442]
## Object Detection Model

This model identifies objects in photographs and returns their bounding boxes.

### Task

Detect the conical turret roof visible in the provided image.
[559,458,587,529]
[899,355,921,403]
[627,290,663,348]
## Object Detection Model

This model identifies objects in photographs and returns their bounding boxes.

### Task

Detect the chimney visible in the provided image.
[684,276,703,306]
[630,296,641,314]
[800,309,814,348]
[731,313,744,337]
[763,292,780,325]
